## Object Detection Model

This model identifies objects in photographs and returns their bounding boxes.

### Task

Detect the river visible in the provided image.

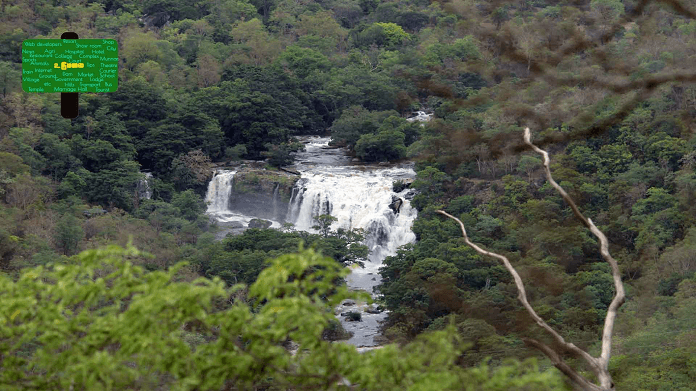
[205,136,417,349]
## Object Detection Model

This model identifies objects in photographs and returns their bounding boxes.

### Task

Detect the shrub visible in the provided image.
[354,129,407,162]
[225,144,247,161]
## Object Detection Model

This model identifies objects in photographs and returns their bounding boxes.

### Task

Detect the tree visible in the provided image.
[354,22,410,49]
[436,128,625,391]
[139,100,223,175]
[329,106,398,148]
[54,213,84,256]
[57,171,87,200]
[225,144,247,160]
[171,189,206,221]
[228,18,282,65]
[142,0,205,26]
[590,0,625,44]
[275,45,331,79]
[262,141,303,167]
[0,61,20,98]
[170,149,214,191]
[313,213,338,237]
[204,0,257,42]
[82,160,143,212]
[517,155,541,182]
[135,60,167,85]
[196,53,221,87]
[5,174,49,210]
[295,10,348,48]
[120,29,163,71]
[0,243,566,389]
[0,152,29,177]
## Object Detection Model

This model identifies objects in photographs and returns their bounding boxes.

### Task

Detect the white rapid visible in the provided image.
[205,136,417,348]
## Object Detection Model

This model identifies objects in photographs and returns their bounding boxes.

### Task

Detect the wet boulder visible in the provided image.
[248,219,272,229]
[344,311,362,322]
[388,195,404,214]
[365,304,385,314]
[404,189,417,201]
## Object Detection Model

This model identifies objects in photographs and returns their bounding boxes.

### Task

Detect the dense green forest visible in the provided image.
[2,0,696,389]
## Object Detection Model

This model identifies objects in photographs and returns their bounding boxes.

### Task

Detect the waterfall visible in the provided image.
[137,172,153,200]
[272,183,280,221]
[284,166,417,348]
[204,137,417,348]
[205,170,236,214]
[287,168,416,264]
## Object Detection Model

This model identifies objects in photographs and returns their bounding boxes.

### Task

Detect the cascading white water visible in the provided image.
[137,172,153,200]
[288,137,417,348]
[205,137,417,348]
[272,183,280,222]
[288,168,416,264]
[288,168,416,348]
[205,170,236,215]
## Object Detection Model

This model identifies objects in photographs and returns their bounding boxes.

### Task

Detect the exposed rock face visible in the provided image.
[228,168,300,222]
[404,189,417,200]
[388,196,404,214]
[218,221,244,228]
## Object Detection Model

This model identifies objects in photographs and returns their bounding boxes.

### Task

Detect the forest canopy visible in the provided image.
[1,0,696,389]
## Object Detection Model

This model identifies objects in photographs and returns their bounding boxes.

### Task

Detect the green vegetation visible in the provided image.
[0,244,566,390]
[1,0,696,388]
[197,220,368,287]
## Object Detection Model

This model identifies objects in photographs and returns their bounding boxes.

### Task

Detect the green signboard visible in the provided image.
[21,39,118,93]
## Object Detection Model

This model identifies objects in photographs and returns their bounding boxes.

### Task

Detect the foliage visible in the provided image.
[53,213,84,256]
[329,105,399,149]
[2,0,696,387]
[169,149,214,192]
[0,244,566,390]
[262,141,304,167]
[354,127,407,162]
[313,213,338,238]
[225,144,247,161]
[199,224,368,286]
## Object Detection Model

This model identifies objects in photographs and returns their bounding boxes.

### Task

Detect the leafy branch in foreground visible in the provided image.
[0,242,566,390]
[437,128,626,391]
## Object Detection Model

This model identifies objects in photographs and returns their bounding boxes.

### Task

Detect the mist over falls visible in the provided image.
[204,137,417,348]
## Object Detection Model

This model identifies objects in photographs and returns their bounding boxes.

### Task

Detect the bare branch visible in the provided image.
[436,127,627,390]
[522,338,601,391]
[524,128,626,378]
[435,210,598,382]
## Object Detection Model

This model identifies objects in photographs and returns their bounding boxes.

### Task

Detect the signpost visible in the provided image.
[21,32,119,118]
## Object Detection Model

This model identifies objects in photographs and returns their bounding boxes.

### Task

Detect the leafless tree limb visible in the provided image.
[524,127,626,380]
[522,338,601,391]
[436,128,626,391]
